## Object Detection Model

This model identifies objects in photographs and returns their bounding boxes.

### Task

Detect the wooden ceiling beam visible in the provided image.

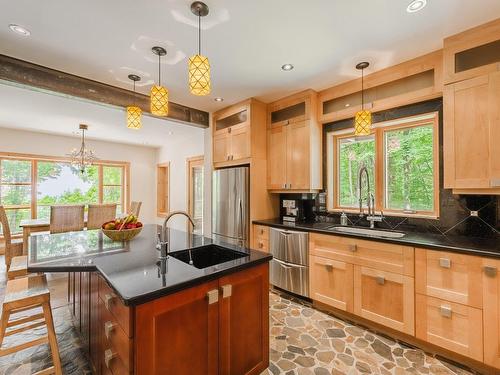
[0,54,209,128]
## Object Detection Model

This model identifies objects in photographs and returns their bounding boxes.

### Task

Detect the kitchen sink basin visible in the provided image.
[327,226,406,238]
[170,245,248,269]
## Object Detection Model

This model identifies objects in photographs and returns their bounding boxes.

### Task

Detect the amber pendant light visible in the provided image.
[188,1,211,96]
[127,74,142,129]
[354,62,372,136]
[151,46,169,116]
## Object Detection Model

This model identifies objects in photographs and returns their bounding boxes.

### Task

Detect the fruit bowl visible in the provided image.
[102,226,142,241]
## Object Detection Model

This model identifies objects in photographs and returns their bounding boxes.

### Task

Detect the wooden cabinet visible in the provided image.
[483,258,500,368]
[212,99,265,166]
[219,264,269,375]
[253,225,269,252]
[444,72,500,191]
[310,255,353,312]
[415,249,483,307]
[416,294,483,362]
[267,90,322,192]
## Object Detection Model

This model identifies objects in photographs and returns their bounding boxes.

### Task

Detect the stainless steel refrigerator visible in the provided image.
[212,166,249,247]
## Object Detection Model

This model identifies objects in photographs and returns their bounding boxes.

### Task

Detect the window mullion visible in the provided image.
[32,160,37,219]
[98,165,103,204]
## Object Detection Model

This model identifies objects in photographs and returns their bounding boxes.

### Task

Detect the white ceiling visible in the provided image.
[0,83,205,147]
[0,0,499,113]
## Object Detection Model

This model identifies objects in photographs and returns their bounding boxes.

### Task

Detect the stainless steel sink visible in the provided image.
[327,226,406,238]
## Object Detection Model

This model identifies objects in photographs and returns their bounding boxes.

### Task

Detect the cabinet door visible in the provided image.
[444,74,491,188]
[310,255,353,312]
[135,281,219,375]
[489,71,500,184]
[415,248,483,307]
[483,258,500,368]
[353,266,415,335]
[267,126,287,189]
[213,132,231,163]
[229,123,251,161]
[286,121,310,190]
[219,263,269,375]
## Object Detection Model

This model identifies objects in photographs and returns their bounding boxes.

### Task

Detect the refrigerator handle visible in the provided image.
[238,199,243,243]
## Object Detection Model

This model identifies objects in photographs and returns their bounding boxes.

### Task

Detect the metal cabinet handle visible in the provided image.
[104,293,115,310]
[484,266,498,278]
[440,305,452,318]
[258,241,264,249]
[439,258,451,268]
[375,276,385,285]
[231,155,234,160]
[324,263,333,270]
[221,284,232,298]
[104,349,117,368]
[228,127,232,134]
[207,289,219,305]
[349,244,358,252]
[104,321,117,340]
[260,229,265,235]
[288,183,292,189]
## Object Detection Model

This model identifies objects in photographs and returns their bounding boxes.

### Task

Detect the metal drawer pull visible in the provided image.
[104,349,117,368]
[104,293,115,310]
[484,266,498,278]
[207,289,219,305]
[258,242,264,249]
[104,321,117,340]
[375,276,385,285]
[260,229,265,235]
[440,305,452,318]
[221,284,232,298]
[439,258,451,268]
[324,263,333,270]
[349,244,358,252]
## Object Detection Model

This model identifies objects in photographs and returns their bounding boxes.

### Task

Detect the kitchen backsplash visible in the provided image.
[279,99,500,239]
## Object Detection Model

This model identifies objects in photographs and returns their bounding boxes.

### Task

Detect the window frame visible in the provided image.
[0,151,130,235]
[327,112,439,219]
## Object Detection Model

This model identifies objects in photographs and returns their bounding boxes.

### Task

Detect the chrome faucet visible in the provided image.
[157,211,195,258]
[358,166,383,229]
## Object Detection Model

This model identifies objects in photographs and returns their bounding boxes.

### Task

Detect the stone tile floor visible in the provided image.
[264,292,476,375]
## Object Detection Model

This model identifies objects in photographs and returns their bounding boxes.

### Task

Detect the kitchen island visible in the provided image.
[28,224,272,375]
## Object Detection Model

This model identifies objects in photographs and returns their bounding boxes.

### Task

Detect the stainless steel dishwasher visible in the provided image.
[269,227,309,297]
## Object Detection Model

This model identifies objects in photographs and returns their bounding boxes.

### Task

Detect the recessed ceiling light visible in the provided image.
[281,64,294,71]
[214,97,224,102]
[406,0,427,13]
[8,24,31,36]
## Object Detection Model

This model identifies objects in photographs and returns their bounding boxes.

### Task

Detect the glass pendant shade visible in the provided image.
[150,84,169,116]
[354,110,372,136]
[188,54,211,96]
[127,105,142,129]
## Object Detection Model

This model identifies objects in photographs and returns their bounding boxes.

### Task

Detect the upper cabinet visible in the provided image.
[212,99,266,166]
[443,19,500,193]
[318,51,443,124]
[266,90,322,192]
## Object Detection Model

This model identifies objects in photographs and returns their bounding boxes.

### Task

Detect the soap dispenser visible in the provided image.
[340,212,348,226]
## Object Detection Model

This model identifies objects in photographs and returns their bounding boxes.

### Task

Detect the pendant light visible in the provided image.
[188,1,211,96]
[68,124,98,174]
[354,62,372,136]
[127,74,142,129]
[151,46,169,116]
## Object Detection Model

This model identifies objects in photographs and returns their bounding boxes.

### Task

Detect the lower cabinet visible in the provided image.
[483,258,500,368]
[353,266,415,335]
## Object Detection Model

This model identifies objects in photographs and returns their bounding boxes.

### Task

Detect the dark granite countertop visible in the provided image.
[253,219,500,258]
[28,224,272,306]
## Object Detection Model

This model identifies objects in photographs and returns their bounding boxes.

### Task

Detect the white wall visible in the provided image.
[0,127,158,224]
[156,128,206,231]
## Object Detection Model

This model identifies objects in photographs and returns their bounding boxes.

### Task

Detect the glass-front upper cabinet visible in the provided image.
[214,105,249,133]
[268,90,314,128]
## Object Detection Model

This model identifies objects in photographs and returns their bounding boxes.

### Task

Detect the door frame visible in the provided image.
[186,155,205,234]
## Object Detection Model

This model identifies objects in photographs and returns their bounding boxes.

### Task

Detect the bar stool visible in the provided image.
[0,274,62,374]
[7,255,29,280]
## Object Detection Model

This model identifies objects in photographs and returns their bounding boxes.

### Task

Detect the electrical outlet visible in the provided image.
[283,200,296,208]
[470,210,479,217]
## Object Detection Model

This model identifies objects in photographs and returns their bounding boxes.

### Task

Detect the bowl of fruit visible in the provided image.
[101,214,143,241]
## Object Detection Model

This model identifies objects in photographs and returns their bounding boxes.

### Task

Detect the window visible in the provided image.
[0,153,129,234]
[327,112,439,218]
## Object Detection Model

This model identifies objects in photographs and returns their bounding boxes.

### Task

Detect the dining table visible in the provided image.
[20,218,50,252]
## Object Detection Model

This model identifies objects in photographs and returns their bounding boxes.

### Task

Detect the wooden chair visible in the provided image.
[0,205,24,268]
[7,255,28,280]
[50,204,85,234]
[87,203,117,230]
[0,274,62,374]
[130,201,142,217]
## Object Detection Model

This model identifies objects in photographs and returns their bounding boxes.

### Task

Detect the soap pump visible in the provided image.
[340,211,348,226]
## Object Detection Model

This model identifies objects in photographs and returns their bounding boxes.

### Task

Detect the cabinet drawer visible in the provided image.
[310,255,353,312]
[253,225,269,240]
[99,298,133,370]
[415,248,483,307]
[354,266,414,335]
[416,294,483,362]
[99,276,132,337]
[255,238,269,252]
[101,346,130,375]
[310,233,414,276]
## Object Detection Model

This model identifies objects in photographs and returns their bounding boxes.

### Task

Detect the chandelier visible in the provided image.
[188,1,211,96]
[68,124,98,173]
